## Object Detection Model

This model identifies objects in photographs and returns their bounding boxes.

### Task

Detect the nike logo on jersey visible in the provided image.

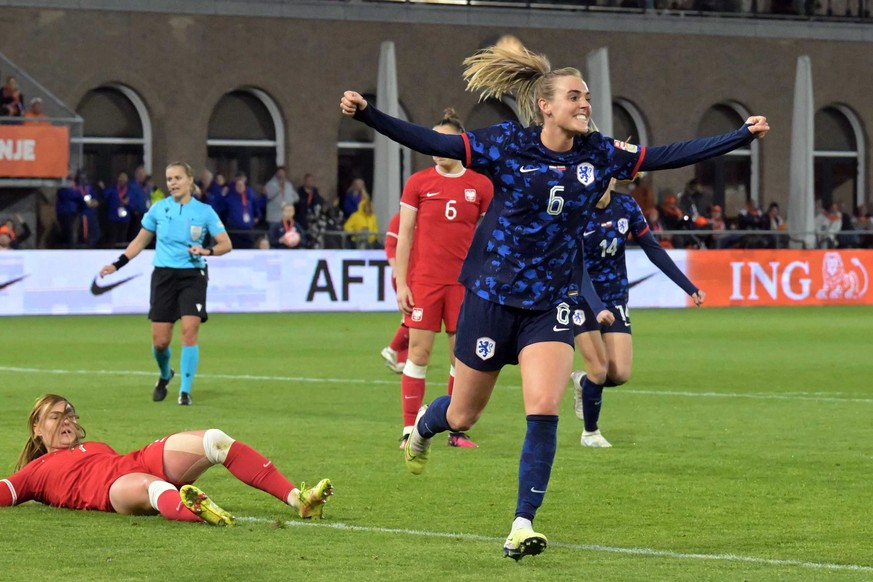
[90,274,139,296]
[519,166,539,173]
[425,191,440,197]
[553,326,569,332]
[583,231,596,237]
[0,274,28,291]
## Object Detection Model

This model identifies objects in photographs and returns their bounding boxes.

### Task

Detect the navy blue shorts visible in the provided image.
[572,302,632,336]
[453,290,576,372]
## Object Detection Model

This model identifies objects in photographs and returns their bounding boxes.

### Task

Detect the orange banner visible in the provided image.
[687,249,873,306]
[0,125,69,178]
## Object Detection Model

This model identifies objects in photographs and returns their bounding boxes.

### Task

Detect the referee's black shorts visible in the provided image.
[149,267,209,323]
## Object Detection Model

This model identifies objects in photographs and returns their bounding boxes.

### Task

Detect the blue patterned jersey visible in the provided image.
[458,122,643,309]
[582,192,650,305]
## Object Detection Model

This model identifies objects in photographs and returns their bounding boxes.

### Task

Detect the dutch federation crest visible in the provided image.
[475,337,495,360]
[617,218,629,235]
[464,188,476,202]
[576,163,595,187]
[573,309,585,326]
[189,225,203,241]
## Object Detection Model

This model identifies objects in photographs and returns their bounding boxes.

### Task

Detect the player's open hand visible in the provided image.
[595,309,615,326]
[98,265,116,278]
[691,290,706,306]
[395,284,414,315]
[340,91,368,116]
[745,116,770,139]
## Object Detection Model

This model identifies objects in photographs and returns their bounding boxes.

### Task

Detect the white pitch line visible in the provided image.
[234,516,873,573]
[1,366,871,404]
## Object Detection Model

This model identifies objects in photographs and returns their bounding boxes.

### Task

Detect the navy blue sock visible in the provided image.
[582,377,604,433]
[417,395,453,439]
[516,414,558,521]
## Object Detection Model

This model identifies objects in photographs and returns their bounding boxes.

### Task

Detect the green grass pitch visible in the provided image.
[1,306,871,581]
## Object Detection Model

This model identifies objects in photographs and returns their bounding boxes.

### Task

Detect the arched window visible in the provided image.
[207,88,283,189]
[77,84,151,185]
[336,93,411,202]
[695,102,758,217]
[814,105,865,210]
[466,97,519,130]
[612,99,648,144]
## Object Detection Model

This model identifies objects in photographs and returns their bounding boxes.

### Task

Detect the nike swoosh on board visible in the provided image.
[628,273,658,289]
[91,274,140,296]
[0,274,29,291]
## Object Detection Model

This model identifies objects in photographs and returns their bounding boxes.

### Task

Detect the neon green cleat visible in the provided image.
[403,405,432,475]
[503,527,548,561]
[179,484,235,527]
[295,478,333,519]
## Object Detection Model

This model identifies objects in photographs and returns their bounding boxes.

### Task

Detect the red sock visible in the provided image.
[397,347,408,366]
[156,488,202,522]
[223,441,296,503]
[401,374,426,427]
[390,325,409,352]
[447,371,455,396]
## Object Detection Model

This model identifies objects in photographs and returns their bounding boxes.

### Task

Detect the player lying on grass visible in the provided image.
[0,394,332,525]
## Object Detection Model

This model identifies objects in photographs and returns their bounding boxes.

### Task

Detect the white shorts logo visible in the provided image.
[576,163,595,186]
[556,302,570,326]
[573,309,585,326]
[617,218,629,235]
[190,225,203,241]
[411,307,423,322]
[464,189,476,202]
[475,337,495,360]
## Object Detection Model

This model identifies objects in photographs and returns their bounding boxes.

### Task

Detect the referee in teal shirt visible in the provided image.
[101,162,232,405]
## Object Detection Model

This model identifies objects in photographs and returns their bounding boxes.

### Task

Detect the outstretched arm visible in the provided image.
[340,91,467,160]
[99,228,155,278]
[640,116,769,172]
[636,229,705,306]
[579,258,615,325]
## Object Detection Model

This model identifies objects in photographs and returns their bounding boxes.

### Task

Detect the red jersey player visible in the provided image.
[1,394,332,524]
[394,108,493,449]
[380,211,409,374]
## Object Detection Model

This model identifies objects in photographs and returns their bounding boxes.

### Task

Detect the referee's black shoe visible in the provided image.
[178,392,192,406]
[153,369,175,402]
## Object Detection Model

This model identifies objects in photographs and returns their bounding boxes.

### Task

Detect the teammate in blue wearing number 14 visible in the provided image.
[341,42,769,561]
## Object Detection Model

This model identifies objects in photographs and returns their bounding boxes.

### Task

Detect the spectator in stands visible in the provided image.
[56,173,99,248]
[0,231,11,251]
[814,200,842,249]
[104,171,133,248]
[264,166,299,231]
[738,199,768,248]
[255,235,271,250]
[765,202,787,248]
[0,76,24,117]
[148,175,168,207]
[629,174,655,217]
[268,203,305,249]
[343,195,379,249]
[198,170,227,219]
[342,178,368,219]
[678,178,711,221]
[0,214,30,249]
[645,207,672,248]
[128,165,149,241]
[295,173,325,237]
[852,204,872,248]
[836,201,860,248]
[224,174,259,249]
[23,97,49,125]
[659,193,690,247]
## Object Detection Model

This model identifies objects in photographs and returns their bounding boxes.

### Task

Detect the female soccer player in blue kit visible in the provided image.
[100,162,232,406]
[341,43,769,560]
[571,177,705,448]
